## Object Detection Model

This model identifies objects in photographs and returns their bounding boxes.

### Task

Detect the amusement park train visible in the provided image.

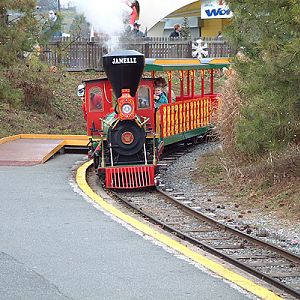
[79,50,229,189]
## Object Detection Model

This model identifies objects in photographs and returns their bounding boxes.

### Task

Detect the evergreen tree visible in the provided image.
[0,0,38,67]
[224,0,300,157]
[37,0,58,12]
[181,17,191,40]
[69,15,90,39]
[0,0,56,110]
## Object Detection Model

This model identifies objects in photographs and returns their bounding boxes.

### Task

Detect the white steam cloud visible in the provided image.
[75,0,132,51]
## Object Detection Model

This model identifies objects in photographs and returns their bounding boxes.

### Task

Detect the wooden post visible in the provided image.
[180,70,184,101]
[191,70,195,98]
[201,70,205,97]
[187,70,190,97]
[167,71,172,103]
[210,69,214,95]
[145,42,149,58]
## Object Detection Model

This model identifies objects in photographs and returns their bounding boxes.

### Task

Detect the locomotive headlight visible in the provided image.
[121,103,132,114]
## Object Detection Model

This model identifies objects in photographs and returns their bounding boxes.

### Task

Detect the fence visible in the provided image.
[40,37,233,71]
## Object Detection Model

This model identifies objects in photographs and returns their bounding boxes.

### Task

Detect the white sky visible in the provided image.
[62,0,197,31]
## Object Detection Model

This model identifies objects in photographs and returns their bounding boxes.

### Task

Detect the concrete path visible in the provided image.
[0,154,250,300]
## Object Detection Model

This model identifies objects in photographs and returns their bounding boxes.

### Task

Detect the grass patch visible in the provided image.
[192,147,300,221]
[0,70,101,138]
[191,151,226,187]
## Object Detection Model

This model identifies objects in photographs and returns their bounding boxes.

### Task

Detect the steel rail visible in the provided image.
[110,188,300,299]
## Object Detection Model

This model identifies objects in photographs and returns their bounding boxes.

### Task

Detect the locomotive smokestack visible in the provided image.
[103,50,145,99]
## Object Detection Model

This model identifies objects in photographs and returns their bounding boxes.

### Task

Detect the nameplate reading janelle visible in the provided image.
[112,57,137,65]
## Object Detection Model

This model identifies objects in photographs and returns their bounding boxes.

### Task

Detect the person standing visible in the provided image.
[169,24,181,38]
[41,10,61,41]
[132,22,144,37]
[48,10,61,37]
[124,0,140,27]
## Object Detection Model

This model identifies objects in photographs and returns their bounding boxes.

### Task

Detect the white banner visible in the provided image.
[201,0,233,19]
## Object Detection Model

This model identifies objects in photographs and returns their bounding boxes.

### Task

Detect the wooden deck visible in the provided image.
[0,134,89,166]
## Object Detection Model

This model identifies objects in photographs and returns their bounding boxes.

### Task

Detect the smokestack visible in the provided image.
[103,50,145,99]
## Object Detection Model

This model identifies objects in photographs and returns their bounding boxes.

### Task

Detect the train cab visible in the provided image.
[83,77,156,136]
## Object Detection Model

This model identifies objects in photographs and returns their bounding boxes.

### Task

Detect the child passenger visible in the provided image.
[154,77,176,102]
[154,86,168,108]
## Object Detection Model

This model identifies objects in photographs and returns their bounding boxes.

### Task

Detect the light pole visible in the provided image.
[57,0,61,12]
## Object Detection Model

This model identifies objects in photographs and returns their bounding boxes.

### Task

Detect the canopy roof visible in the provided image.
[138,0,198,31]
[144,57,230,71]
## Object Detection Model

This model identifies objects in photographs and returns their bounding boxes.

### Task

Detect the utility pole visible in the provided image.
[57,0,61,12]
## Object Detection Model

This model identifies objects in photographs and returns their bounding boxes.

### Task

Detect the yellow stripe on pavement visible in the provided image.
[76,160,282,300]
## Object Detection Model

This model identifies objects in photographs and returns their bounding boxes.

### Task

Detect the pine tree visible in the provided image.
[181,17,191,40]
[223,0,300,157]
[69,15,90,39]
[37,0,58,11]
[0,0,56,109]
[0,0,38,67]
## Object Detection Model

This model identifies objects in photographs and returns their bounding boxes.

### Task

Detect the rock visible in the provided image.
[256,228,269,237]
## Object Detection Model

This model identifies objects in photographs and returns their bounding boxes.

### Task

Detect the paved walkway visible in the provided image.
[0,154,250,299]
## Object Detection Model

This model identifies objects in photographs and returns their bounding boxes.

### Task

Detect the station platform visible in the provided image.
[0,154,257,299]
[0,145,283,299]
[0,134,89,166]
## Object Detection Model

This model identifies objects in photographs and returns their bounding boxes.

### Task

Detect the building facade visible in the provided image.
[138,0,232,38]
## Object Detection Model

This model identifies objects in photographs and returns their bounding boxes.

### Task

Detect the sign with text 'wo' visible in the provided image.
[201,0,233,19]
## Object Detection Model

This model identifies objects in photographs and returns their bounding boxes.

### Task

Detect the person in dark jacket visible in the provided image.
[132,22,145,37]
[169,24,181,38]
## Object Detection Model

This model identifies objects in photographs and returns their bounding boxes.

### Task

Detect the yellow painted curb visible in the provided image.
[76,160,283,300]
[19,134,89,141]
[0,134,21,145]
[1,134,89,144]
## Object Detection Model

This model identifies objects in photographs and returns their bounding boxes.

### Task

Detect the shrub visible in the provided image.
[221,0,300,159]
[0,72,24,107]
[4,58,57,112]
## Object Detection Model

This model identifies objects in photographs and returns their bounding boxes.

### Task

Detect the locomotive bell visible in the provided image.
[103,50,145,99]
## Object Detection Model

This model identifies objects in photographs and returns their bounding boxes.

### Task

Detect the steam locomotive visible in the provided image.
[79,50,229,189]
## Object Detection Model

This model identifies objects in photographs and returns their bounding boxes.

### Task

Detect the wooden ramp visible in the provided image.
[0,134,89,166]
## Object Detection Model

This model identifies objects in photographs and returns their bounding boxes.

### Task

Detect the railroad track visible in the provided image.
[107,142,300,298]
[111,188,300,299]
[88,141,299,298]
